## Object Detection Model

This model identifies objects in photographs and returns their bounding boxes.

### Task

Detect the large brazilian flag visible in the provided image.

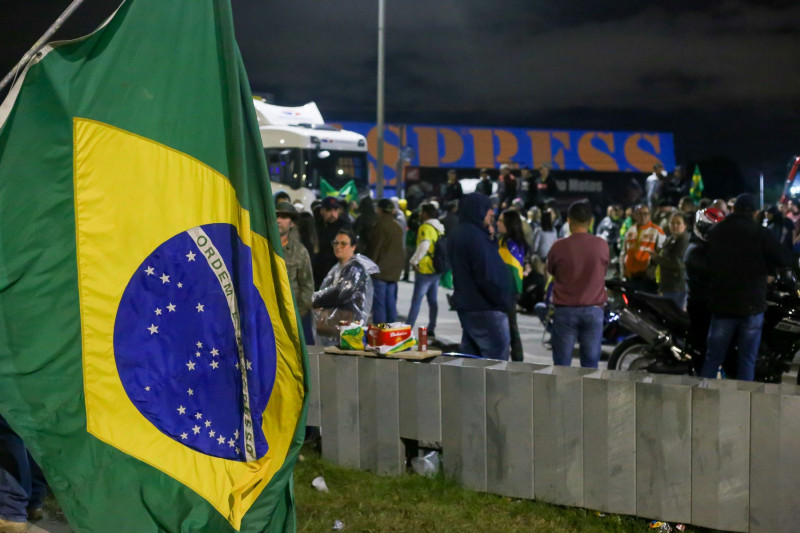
[0,1,307,531]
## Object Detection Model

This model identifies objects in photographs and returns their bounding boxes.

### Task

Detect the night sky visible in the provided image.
[2,0,799,196]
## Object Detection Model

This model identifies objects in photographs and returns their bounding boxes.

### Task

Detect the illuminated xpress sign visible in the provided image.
[334,121,675,184]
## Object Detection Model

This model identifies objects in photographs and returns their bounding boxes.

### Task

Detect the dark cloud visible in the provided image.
[2,0,799,188]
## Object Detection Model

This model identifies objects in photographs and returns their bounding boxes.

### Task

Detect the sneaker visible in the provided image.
[0,517,27,533]
[27,507,44,521]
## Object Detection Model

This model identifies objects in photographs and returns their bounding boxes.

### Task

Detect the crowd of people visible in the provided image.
[1,164,795,531]
[279,162,796,384]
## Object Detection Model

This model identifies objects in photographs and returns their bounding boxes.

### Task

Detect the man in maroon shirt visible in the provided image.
[546,201,609,367]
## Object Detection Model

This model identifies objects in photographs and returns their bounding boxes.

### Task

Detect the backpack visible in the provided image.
[427,226,451,273]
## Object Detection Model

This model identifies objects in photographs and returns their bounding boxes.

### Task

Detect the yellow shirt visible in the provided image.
[416,223,441,274]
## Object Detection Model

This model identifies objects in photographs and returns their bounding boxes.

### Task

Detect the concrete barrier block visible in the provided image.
[533,366,595,507]
[440,357,499,492]
[749,383,800,533]
[636,374,699,524]
[485,361,547,499]
[318,352,360,469]
[306,346,322,427]
[691,379,762,532]
[583,369,645,516]
[358,357,404,475]
[398,356,454,442]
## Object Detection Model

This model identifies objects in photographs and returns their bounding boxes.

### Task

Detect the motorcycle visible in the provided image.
[606,276,800,384]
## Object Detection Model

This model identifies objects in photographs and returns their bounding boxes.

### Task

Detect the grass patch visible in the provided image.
[295,444,692,532]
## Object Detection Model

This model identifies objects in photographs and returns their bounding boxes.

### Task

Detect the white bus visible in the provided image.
[253,100,369,207]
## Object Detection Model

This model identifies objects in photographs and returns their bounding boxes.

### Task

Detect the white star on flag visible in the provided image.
[160,273,170,284]
[210,348,219,356]
[195,412,203,420]
[145,266,155,276]
[209,430,216,438]
[196,302,205,312]
[246,360,252,370]
[177,406,186,415]
[196,341,203,348]
[167,303,176,312]
[186,251,196,262]
[204,420,212,428]
[192,425,201,434]
[186,361,196,371]
[217,435,226,445]
[148,324,159,335]
[195,351,201,357]
[145,386,151,391]
[228,439,235,447]
[154,308,162,316]
[210,361,219,370]
[187,388,194,396]
[234,430,239,439]
[177,282,183,288]
[180,433,188,440]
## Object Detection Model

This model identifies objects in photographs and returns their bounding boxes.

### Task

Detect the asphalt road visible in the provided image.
[394,276,564,366]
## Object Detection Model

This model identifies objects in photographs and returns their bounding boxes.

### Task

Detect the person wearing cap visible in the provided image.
[475,168,493,196]
[313,196,351,290]
[497,163,517,209]
[368,199,406,323]
[701,193,791,381]
[276,201,315,345]
[442,169,463,205]
[274,190,291,205]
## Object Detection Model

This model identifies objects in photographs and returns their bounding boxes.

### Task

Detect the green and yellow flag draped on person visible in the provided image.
[0,1,307,531]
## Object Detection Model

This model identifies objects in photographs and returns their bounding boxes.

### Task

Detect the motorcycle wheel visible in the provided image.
[608,336,655,372]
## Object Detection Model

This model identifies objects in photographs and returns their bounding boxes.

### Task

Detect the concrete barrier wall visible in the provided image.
[309,348,800,531]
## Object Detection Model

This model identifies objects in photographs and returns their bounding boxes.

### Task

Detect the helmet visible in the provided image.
[694,207,725,241]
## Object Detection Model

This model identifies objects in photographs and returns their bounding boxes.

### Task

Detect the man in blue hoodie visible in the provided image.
[449,193,513,360]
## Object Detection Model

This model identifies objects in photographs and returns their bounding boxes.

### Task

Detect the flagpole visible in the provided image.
[759,172,764,209]
[0,0,88,94]
[375,0,386,199]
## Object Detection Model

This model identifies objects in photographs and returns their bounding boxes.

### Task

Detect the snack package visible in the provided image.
[371,335,417,355]
[339,322,365,350]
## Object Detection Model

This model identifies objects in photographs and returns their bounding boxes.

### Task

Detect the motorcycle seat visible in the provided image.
[633,291,691,331]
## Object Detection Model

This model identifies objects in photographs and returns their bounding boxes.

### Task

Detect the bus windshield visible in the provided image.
[265,148,368,192]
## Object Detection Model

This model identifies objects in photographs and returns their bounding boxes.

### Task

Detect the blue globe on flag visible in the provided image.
[113,223,277,461]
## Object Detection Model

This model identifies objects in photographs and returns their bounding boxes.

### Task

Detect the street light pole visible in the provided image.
[375,0,385,199]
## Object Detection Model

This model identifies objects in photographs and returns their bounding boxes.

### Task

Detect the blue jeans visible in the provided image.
[701,313,764,381]
[661,291,687,311]
[457,310,510,360]
[0,415,46,522]
[406,273,440,333]
[301,311,315,346]
[372,279,398,324]
[551,306,604,368]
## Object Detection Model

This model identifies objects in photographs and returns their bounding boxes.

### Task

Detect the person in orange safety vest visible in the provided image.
[620,204,666,292]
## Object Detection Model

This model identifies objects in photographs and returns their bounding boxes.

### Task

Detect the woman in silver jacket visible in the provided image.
[313,228,379,345]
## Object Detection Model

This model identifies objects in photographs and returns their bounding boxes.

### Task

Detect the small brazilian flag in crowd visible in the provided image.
[320,177,358,204]
[690,164,704,203]
[0,1,307,531]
